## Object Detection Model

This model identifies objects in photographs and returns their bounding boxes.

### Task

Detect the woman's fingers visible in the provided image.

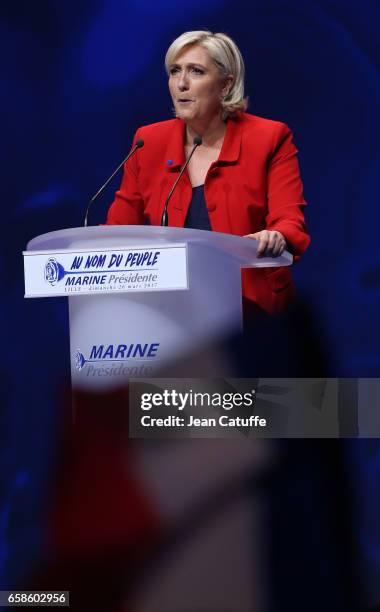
[244,231,286,257]
[272,234,286,256]
[267,231,277,253]
[256,231,269,256]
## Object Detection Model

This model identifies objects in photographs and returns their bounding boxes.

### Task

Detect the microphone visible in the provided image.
[161,136,202,227]
[83,138,144,227]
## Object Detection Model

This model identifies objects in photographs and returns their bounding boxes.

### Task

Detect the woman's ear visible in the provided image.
[221,74,234,97]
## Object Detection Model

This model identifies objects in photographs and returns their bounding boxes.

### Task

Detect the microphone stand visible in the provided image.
[161,136,202,227]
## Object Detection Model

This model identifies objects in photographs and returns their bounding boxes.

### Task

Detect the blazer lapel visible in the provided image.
[217,114,242,164]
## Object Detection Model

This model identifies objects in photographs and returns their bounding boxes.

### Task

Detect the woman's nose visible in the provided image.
[178,72,189,90]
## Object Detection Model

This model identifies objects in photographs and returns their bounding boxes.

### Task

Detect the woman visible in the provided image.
[106,30,310,314]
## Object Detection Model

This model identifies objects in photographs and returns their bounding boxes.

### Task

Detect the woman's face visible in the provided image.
[168,44,229,124]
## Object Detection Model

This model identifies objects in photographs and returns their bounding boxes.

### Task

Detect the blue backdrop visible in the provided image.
[1,0,380,606]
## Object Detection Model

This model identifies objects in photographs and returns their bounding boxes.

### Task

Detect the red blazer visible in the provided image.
[106,112,310,314]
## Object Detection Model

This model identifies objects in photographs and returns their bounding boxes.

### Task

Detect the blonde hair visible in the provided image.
[165,30,248,119]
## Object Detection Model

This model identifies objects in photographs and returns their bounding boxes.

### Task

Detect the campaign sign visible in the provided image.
[24,244,188,297]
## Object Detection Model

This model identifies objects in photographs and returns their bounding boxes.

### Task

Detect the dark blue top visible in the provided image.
[184,185,211,231]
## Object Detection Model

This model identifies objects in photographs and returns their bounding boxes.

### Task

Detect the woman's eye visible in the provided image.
[169,67,180,75]
[191,67,204,75]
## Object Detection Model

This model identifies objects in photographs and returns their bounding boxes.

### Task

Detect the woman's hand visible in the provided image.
[244,230,287,258]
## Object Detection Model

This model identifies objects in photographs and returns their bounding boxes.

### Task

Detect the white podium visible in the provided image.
[24,225,292,390]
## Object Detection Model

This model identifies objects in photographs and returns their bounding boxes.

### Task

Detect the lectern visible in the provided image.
[24,225,292,391]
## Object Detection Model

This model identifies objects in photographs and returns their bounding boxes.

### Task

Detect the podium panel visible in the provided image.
[25,225,292,390]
